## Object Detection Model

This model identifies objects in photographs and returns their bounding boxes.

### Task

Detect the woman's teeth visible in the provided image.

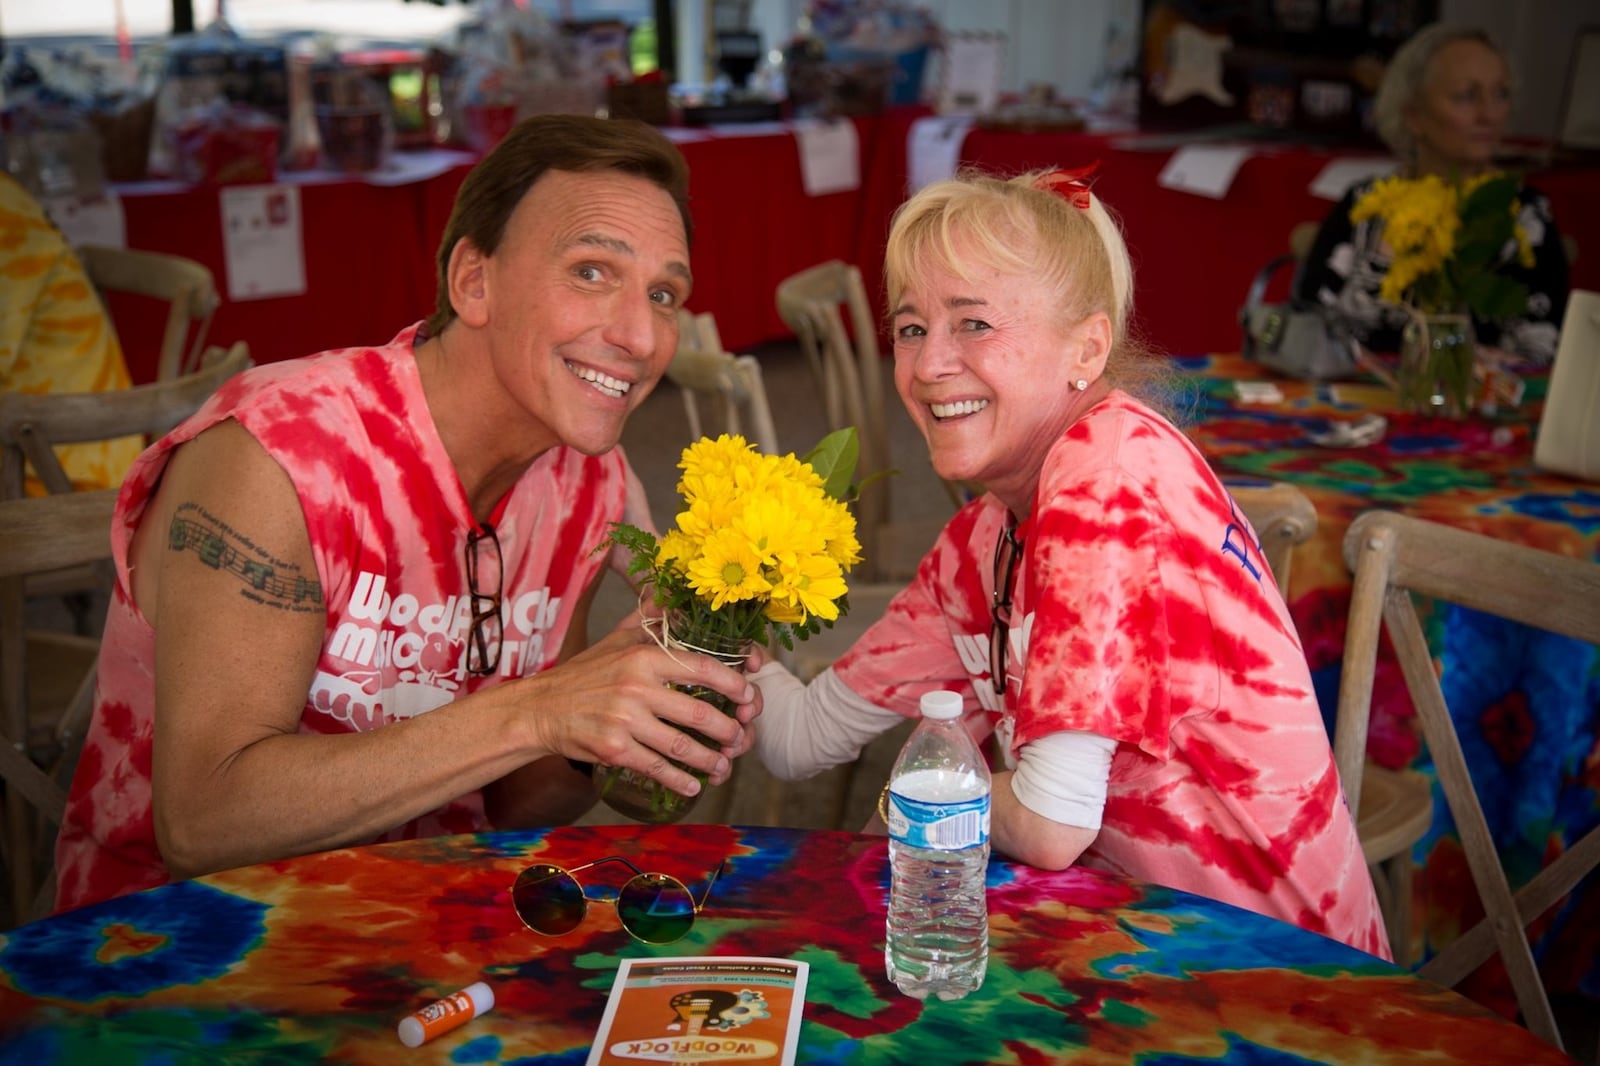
[567,362,630,398]
[931,399,989,420]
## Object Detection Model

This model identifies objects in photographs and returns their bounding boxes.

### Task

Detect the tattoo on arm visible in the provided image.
[167,502,324,613]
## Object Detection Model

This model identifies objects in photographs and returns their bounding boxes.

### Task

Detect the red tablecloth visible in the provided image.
[110,112,928,383]
[106,115,1599,384]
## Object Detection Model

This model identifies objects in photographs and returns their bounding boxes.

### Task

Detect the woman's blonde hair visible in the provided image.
[1373,23,1506,161]
[883,168,1168,405]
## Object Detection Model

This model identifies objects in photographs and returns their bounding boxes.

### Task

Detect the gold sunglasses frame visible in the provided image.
[510,855,724,944]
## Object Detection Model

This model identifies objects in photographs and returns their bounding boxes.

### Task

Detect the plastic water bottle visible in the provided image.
[884,690,991,1001]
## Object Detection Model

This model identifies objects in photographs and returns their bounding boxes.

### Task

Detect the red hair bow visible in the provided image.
[1035,161,1100,209]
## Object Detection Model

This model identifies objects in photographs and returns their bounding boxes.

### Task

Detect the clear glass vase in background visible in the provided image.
[591,612,752,825]
[1398,311,1476,419]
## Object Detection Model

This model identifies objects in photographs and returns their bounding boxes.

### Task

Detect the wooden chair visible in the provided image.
[775,260,956,583]
[1337,510,1600,1051]
[0,341,252,502]
[78,244,220,382]
[0,343,250,925]
[1229,481,1317,592]
[668,311,780,454]
[1227,483,1432,966]
[0,489,120,928]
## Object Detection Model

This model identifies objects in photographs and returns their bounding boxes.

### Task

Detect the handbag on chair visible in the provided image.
[1239,254,1359,381]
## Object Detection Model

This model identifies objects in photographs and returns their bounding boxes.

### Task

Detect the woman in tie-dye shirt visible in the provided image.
[0,173,142,493]
[753,169,1390,959]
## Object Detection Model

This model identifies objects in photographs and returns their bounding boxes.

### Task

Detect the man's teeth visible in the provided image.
[567,362,630,398]
[931,399,989,419]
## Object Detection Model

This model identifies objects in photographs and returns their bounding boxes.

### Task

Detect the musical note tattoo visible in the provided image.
[167,502,323,613]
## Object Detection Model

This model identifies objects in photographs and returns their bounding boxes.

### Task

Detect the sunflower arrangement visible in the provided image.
[609,428,863,651]
[1350,170,1533,319]
[595,429,864,822]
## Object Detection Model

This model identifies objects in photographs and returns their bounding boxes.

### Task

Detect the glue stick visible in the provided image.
[397,981,495,1048]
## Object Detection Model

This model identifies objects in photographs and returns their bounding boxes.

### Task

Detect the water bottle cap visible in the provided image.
[919,690,963,719]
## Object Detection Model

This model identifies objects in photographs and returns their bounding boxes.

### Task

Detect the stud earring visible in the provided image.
[1074,378,1089,391]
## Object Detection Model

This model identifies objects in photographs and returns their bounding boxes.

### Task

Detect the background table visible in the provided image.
[102,115,1600,385]
[1181,352,1600,1013]
[0,824,1574,1063]
[953,127,1600,358]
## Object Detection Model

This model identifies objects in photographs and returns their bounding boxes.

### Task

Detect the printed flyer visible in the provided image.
[587,956,809,1065]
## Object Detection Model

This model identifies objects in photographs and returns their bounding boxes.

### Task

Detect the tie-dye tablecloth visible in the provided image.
[0,824,1573,1064]
[1181,353,1600,1009]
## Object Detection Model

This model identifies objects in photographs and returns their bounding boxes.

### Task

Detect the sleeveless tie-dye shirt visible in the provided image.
[55,324,627,912]
[835,391,1389,958]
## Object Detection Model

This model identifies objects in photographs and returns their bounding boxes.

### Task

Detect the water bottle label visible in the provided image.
[886,791,990,850]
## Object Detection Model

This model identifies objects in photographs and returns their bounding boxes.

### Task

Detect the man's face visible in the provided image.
[477,168,691,456]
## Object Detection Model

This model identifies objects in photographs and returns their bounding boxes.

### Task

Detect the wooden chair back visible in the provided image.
[1228,481,1316,592]
[0,488,119,927]
[775,260,961,581]
[1338,510,1600,1050]
[775,260,898,578]
[78,244,220,382]
[668,311,780,454]
[0,341,251,501]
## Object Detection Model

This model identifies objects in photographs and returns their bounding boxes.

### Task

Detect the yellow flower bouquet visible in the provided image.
[1351,170,1533,415]
[595,428,864,821]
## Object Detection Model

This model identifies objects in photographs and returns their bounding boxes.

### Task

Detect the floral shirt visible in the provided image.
[1294,177,1569,363]
[55,323,628,913]
[834,391,1389,958]
[0,174,142,493]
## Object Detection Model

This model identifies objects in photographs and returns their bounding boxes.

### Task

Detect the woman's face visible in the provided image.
[890,243,1109,514]
[1407,39,1510,175]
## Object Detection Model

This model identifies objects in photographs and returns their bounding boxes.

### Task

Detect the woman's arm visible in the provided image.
[751,663,906,780]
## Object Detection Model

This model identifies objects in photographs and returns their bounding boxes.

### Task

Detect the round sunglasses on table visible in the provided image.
[511,856,724,944]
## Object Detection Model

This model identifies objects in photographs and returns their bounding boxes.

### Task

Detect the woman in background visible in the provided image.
[1294,23,1569,363]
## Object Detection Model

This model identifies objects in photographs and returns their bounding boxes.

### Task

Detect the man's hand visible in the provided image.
[514,611,764,798]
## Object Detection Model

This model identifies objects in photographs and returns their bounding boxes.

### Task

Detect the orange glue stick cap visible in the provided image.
[397,981,495,1048]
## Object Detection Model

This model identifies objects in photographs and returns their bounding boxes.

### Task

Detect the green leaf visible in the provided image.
[1468,274,1531,321]
[1461,173,1517,219]
[803,427,861,501]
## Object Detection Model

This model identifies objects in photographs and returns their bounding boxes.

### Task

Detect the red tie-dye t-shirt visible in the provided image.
[55,324,627,913]
[835,391,1388,958]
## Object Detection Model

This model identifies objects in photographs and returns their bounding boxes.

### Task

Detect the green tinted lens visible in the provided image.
[616,873,696,944]
[512,864,586,935]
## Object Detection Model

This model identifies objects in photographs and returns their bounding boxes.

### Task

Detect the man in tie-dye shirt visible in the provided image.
[56,117,762,912]
[752,169,1389,958]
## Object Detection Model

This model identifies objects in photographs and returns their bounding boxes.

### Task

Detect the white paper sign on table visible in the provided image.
[907,115,973,193]
[221,184,306,301]
[45,193,127,249]
[792,118,860,197]
[1308,158,1397,201]
[1156,144,1253,199]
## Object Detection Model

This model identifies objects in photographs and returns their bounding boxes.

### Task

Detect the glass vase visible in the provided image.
[1398,311,1476,419]
[592,613,753,824]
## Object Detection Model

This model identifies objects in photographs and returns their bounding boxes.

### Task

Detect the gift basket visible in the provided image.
[1,44,154,193]
[785,0,940,118]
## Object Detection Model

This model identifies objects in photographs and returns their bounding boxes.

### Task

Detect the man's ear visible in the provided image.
[446,237,489,328]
